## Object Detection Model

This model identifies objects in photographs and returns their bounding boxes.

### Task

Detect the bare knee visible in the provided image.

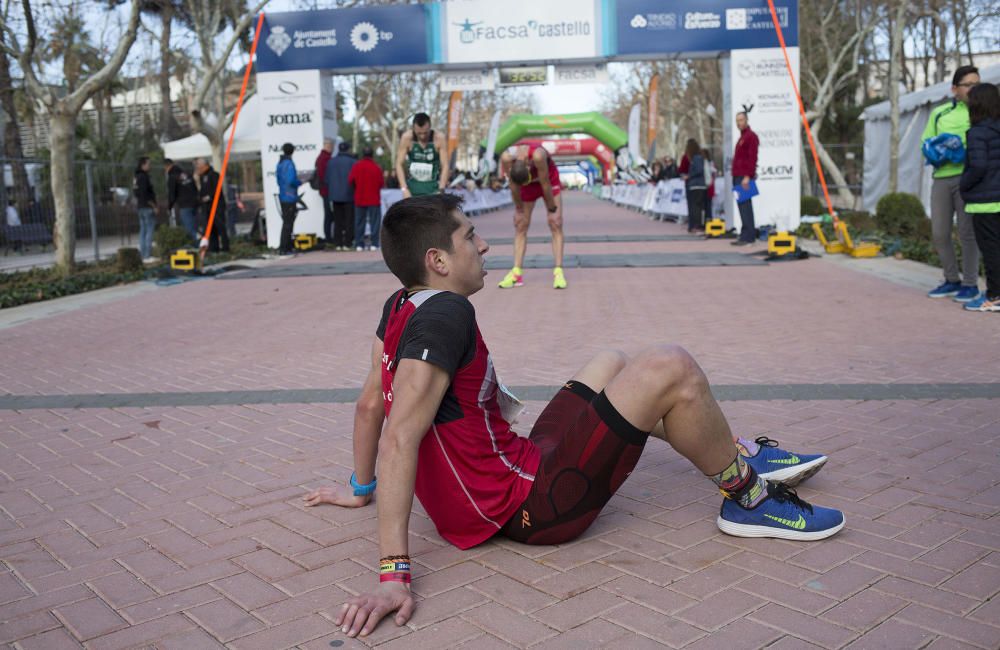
[633,344,707,401]
[594,348,628,375]
[514,215,530,233]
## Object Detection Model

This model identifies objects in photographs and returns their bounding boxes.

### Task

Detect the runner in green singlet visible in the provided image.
[395,113,449,197]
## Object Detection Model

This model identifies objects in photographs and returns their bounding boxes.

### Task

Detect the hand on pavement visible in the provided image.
[302,483,371,508]
[336,581,415,638]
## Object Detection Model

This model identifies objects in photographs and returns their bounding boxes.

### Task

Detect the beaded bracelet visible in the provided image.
[379,555,410,563]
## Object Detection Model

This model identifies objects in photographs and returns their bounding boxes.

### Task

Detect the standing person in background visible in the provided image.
[959,82,1000,312]
[349,146,385,251]
[703,148,716,221]
[731,112,759,246]
[316,138,334,244]
[682,139,707,233]
[133,157,157,261]
[276,143,301,256]
[924,65,981,302]
[326,141,357,251]
[194,157,229,253]
[396,113,448,197]
[165,159,199,244]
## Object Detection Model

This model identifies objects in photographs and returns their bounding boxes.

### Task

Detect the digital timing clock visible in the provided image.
[498,66,549,86]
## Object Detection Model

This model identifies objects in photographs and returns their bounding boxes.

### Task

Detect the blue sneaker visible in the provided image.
[952,286,980,302]
[718,483,845,541]
[928,281,961,298]
[738,437,827,487]
[964,295,1000,312]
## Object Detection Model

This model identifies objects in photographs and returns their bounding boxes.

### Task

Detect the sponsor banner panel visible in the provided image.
[552,63,609,85]
[441,0,600,64]
[440,69,495,91]
[728,47,800,231]
[615,0,797,56]
[258,4,428,72]
[259,70,337,248]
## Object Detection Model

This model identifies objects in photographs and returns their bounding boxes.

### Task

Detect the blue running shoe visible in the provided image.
[738,437,827,487]
[952,286,980,303]
[718,483,845,541]
[928,281,961,298]
[964,295,1000,312]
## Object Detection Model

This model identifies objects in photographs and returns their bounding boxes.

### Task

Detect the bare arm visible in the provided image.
[500,152,524,212]
[435,131,450,190]
[395,131,412,197]
[336,358,451,637]
[304,338,385,508]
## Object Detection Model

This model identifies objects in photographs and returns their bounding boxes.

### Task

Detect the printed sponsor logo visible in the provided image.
[266,112,313,127]
[633,12,677,29]
[266,25,292,56]
[756,128,796,149]
[726,6,790,31]
[349,21,393,52]
[277,80,299,95]
[267,143,318,153]
[684,12,721,30]
[266,21,393,55]
[453,17,591,44]
[758,164,795,180]
[737,58,788,79]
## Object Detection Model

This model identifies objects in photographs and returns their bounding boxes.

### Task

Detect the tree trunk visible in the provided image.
[0,36,31,208]
[887,1,907,193]
[48,113,77,275]
[159,6,180,140]
[814,137,856,208]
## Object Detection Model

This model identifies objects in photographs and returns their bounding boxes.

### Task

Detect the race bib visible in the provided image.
[409,161,433,182]
[497,383,525,425]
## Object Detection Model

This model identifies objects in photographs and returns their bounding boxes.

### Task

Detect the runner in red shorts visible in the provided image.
[303,194,843,639]
[497,144,567,289]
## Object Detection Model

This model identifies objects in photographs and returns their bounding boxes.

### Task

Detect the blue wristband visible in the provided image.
[350,472,377,496]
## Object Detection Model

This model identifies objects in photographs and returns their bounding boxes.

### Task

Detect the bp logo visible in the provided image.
[266,25,291,56]
[350,21,393,52]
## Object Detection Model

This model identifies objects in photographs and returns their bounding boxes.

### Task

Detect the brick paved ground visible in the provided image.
[1,192,998,649]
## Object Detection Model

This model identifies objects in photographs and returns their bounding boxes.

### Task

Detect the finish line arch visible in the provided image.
[253,0,801,246]
[489,113,628,154]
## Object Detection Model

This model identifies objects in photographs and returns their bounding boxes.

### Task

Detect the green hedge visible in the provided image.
[1,259,146,309]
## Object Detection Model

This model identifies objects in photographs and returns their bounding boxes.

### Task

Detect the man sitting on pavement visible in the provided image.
[304,194,843,638]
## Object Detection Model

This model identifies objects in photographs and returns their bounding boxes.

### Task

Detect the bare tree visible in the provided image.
[1,0,141,274]
[887,0,909,192]
[185,0,269,168]
[0,23,29,209]
[799,0,878,206]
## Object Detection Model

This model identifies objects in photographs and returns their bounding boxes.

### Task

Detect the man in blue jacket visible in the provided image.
[277,142,301,255]
[325,141,357,250]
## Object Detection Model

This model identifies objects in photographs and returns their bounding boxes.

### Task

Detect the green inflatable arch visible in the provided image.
[486,112,628,153]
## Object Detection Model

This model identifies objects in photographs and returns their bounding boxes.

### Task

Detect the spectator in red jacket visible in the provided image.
[732,112,760,245]
[315,138,334,244]
[348,146,385,251]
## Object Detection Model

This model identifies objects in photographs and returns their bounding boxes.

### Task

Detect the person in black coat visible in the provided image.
[959,82,1000,311]
[132,157,157,259]
[194,157,229,253]
[165,159,200,242]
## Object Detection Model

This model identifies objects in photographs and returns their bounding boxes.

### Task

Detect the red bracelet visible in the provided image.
[379,571,411,584]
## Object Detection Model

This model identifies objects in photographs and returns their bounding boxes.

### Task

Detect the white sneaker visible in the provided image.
[369,246,379,251]
[356,246,364,252]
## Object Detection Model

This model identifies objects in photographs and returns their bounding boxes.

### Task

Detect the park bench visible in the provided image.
[2,223,52,253]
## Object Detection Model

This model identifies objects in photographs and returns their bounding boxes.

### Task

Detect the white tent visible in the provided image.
[161,94,261,161]
[861,64,1000,214]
